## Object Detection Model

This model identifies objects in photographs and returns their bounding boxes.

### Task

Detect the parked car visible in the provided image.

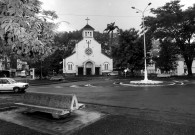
[0,78,29,93]
[49,76,65,81]
[107,71,119,76]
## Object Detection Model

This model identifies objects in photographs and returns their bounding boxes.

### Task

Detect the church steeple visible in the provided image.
[82,17,94,38]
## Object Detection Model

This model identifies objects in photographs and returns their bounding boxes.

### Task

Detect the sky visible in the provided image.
[40,0,195,33]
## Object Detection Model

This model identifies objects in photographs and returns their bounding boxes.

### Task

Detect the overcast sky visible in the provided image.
[40,0,195,32]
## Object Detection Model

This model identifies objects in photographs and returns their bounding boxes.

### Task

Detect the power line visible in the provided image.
[57,13,141,18]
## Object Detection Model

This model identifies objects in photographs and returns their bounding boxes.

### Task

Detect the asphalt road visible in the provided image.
[1,77,195,135]
[27,78,195,115]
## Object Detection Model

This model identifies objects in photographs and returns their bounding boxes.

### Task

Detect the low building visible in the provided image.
[175,58,195,76]
[0,56,11,77]
[0,56,10,70]
[146,57,195,76]
[16,59,29,76]
[147,40,195,76]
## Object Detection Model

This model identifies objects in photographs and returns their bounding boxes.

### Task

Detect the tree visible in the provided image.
[153,39,178,72]
[54,30,82,51]
[30,30,82,78]
[29,44,72,78]
[93,31,110,55]
[47,49,72,75]
[0,0,58,60]
[144,0,195,76]
[112,28,151,75]
[104,22,119,54]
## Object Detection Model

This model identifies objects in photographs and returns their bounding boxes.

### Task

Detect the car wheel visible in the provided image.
[13,87,20,93]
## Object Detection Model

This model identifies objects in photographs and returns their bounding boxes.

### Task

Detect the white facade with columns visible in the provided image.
[63,24,113,76]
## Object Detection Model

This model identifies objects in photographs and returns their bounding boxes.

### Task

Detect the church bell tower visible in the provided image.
[82,17,95,38]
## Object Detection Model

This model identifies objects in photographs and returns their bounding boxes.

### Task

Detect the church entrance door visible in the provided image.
[78,67,83,75]
[85,62,93,75]
[86,68,91,75]
[95,67,100,75]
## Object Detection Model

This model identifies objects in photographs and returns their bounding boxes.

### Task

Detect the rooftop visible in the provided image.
[82,24,95,31]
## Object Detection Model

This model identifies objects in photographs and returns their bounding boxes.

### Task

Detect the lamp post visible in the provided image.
[41,59,42,80]
[131,3,151,82]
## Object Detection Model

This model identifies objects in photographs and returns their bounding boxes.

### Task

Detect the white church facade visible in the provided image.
[63,23,113,76]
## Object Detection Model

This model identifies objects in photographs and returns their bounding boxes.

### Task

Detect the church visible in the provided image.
[63,20,113,76]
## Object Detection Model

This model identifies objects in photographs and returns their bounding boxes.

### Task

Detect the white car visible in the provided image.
[0,78,29,93]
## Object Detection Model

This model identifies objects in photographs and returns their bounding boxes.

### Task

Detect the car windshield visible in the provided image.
[8,78,16,84]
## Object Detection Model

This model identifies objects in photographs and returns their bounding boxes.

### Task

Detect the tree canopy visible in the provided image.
[0,0,58,60]
[153,39,178,72]
[112,28,152,74]
[145,0,195,75]
[104,22,119,54]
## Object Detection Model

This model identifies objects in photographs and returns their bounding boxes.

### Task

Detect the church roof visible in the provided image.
[82,24,95,31]
[101,51,112,59]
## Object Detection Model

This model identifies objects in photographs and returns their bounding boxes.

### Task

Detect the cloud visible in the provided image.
[40,0,57,10]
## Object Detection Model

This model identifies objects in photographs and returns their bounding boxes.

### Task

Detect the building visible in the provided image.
[149,40,195,76]
[0,56,10,71]
[16,59,29,76]
[0,55,29,77]
[63,23,113,76]
[175,57,195,76]
[0,56,11,77]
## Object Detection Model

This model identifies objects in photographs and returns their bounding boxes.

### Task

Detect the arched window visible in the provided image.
[67,63,73,70]
[104,63,109,70]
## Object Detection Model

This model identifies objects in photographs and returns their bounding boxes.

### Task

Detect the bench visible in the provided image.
[15,92,84,119]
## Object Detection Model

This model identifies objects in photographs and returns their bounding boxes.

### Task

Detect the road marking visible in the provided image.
[84,84,96,87]
[36,86,50,88]
[70,85,80,88]
[173,80,185,85]
[55,86,63,88]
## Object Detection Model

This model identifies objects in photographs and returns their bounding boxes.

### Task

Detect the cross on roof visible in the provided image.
[85,17,90,24]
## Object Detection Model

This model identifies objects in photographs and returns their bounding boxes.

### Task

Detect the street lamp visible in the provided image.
[131,3,151,82]
[41,59,42,80]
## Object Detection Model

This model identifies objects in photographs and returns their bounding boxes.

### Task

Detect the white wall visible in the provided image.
[63,37,113,74]
[176,60,195,75]
[0,61,3,70]
[177,61,184,75]
[192,60,195,73]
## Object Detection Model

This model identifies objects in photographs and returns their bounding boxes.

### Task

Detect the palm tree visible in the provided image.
[104,22,119,54]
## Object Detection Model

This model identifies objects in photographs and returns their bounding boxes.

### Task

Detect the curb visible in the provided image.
[29,79,92,86]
